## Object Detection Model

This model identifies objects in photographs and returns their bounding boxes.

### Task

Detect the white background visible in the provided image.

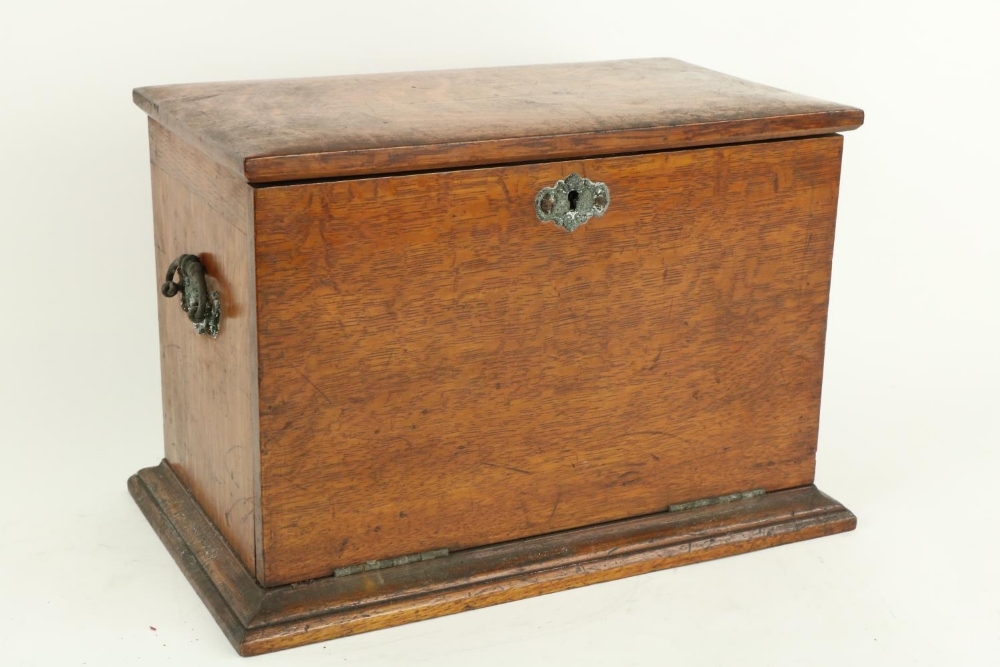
[1,1,998,665]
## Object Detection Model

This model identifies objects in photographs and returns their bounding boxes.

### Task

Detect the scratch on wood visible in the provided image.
[625,430,693,445]
[549,492,562,522]
[498,177,511,205]
[296,367,333,405]
[482,461,532,475]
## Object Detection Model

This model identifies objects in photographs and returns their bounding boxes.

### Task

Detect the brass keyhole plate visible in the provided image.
[535,173,610,232]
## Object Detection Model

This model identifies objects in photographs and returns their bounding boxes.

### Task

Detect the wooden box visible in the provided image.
[128,58,863,655]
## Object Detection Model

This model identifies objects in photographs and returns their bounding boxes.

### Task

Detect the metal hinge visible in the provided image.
[331,490,765,576]
[333,548,450,577]
[668,489,765,513]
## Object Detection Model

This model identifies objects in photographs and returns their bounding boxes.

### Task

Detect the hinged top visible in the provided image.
[134,58,863,184]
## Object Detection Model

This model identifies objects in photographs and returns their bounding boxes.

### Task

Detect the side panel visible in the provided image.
[149,120,259,572]
[254,136,843,586]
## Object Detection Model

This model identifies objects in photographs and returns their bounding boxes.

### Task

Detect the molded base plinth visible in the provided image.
[128,460,855,656]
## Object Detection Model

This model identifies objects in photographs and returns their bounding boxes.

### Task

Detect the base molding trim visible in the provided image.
[129,460,855,656]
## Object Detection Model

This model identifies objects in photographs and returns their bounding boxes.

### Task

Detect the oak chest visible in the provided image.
[128,58,863,655]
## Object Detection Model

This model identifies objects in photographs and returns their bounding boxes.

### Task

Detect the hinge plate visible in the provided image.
[330,492,766,576]
[333,548,449,577]
[668,489,766,513]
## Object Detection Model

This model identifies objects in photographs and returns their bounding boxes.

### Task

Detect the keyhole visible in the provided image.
[568,190,579,211]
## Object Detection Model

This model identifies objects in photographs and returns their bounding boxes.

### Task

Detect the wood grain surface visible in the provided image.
[149,120,259,572]
[129,459,855,656]
[252,135,844,586]
[133,58,863,182]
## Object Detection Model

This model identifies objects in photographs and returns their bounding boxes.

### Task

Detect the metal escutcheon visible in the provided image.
[535,173,610,232]
[161,254,221,338]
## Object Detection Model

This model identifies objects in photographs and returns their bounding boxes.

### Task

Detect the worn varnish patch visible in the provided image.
[133,58,861,182]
